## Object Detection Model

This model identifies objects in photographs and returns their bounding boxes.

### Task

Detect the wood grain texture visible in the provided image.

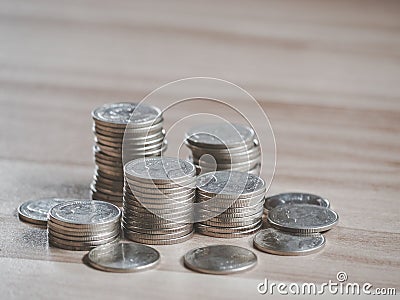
[1,0,399,299]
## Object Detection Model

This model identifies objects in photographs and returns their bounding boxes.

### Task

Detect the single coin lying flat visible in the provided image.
[87,242,160,272]
[253,228,325,256]
[183,245,257,275]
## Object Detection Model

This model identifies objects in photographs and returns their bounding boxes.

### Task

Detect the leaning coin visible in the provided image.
[267,204,339,233]
[183,245,257,275]
[253,228,325,255]
[264,192,330,212]
[18,198,74,226]
[87,242,160,272]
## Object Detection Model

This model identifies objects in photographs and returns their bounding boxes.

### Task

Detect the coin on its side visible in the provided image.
[183,245,257,275]
[87,242,160,272]
[17,198,73,225]
[267,204,339,233]
[253,228,325,256]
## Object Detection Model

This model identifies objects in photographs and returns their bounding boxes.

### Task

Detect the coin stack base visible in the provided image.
[48,200,121,251]
[91,102,166,207]
[195,171,266,238]
[123,157,196,245]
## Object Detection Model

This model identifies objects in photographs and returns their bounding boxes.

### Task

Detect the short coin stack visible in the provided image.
[254,193,339,256]
[48,200,121,251]
[91,102,166,206]
[185,123,261,175]
[195,171,266,237]
[122,157,196,245]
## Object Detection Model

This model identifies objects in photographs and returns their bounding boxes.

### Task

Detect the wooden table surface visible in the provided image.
[1,0,399,299]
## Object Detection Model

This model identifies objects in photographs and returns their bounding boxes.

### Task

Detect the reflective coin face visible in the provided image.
[186,123,255,148]
[87,242,160,272]
[183,245,257,275]
[49,200,121,226]
[18,198,72,225]
[253,228,325,255]
[264,192,330,211]
[92,102,161,126]
[196,171,265,196]
[267,204,339,233]
[124,157,196,183]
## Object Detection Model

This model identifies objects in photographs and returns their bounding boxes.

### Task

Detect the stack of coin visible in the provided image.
[185,123,261,175]
[48,200,121,251]
[91,102,167,206]
[253,202,339,256]
[195,171,266,238]
[122,157,196,245]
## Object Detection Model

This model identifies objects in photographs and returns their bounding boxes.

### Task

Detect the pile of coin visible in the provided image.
[122,157,196,245]
[185,123,261,174]
[254,192,338,256]
[195,171,266,238]
[91,102,167,207]
[48,200,121,251]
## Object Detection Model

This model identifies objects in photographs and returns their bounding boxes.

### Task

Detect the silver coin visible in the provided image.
[124,157,195,184]
[192,147,261,165]
[195,223,261,238]
[48,228,120,242]
[48,220,120,237]
[186,123,255,149]
[267,204,339,233]
[186,141,255,155]
[87,242,160,272]
[264,192,330,211]
[17,198,73,225]
[123,223,192,234]
[183,245,257,274]
[253,228,325,255]
[195,221,262,234]
[49,200,121,227]
[122,227,193,240]
[92,102,162,127]
[196,171,265,197]
[122,219,191,230]
[124,229,194,245]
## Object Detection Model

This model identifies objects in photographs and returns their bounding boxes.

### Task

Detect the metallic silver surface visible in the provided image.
[264,192,330,212]
[92,102,161,127]
[17,198,72,225]
[185,123,255,149]
[49,200,121,227]
[267,204,339,233]
[87,242,160,272]
[183,245,257,275]
[253,228,325,255]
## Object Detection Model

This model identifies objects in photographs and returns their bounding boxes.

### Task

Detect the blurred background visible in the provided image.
[1,0,399,228]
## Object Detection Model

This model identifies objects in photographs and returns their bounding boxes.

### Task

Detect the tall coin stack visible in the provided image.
[195,171,266,238]
[185,123,261,175]
[91,102,167,207]
[122,157,196,245]
[48,200,121,251]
